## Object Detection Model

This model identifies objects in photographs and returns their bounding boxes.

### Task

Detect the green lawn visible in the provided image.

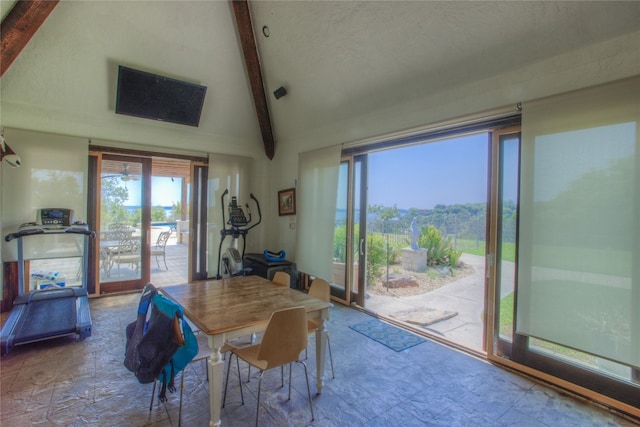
[456,240,631,277]
[499,292,514,337]
[455,238,515,263]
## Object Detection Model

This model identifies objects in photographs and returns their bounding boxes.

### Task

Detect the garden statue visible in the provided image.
[410,217,420,250]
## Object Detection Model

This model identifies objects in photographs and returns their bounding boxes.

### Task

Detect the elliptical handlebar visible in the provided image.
[246,193,262,231]
[220,189,229,229]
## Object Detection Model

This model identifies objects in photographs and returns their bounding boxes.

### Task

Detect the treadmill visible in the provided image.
[1,222,94,355]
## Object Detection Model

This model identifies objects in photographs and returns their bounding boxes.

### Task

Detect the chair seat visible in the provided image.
[232,344,267,370]
[115,254,140,262]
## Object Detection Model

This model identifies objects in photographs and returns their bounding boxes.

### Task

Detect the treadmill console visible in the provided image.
[37,208,74,227]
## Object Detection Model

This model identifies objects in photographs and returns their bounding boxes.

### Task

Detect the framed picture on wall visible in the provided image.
[278,188,296,216]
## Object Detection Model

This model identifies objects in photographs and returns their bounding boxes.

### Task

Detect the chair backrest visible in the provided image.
[110,222,130,231]
[109,229,132,242]
[257,307,307,369]
[116,237,140,256]
[309,278,330,302]
[156,231,170,249]
[271,271,290,287]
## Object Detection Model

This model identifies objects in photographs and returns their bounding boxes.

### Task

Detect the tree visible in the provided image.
[168,201,182,222]
[101,178,129,227]
[369,204,400,221]
[368,204,400,234]
[152,205,167,221]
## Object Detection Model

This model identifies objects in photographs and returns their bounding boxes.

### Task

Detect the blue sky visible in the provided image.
[366,133,494,210]
[124,176,182,207]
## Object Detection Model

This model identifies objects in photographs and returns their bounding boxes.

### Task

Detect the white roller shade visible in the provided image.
[517,77,640,368]
[207,154,253,277]
[296,145,341,281]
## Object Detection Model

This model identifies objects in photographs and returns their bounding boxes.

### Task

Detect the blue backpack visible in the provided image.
[124,284,198,401]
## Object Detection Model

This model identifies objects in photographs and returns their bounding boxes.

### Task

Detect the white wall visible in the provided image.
[1,129,89,261]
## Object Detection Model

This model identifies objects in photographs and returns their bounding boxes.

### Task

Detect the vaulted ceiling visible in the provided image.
[1,1,639,159]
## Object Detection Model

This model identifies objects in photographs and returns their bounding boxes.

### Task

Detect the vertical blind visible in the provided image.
[517,76,639,368]
[296,145,341,281]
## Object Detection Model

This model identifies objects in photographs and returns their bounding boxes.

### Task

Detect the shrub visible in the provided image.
[333,224,347,262]
[449,249,463,268]
[418,225,461,268]
[366,233,388,285]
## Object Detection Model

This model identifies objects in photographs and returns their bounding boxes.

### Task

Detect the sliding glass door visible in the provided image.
[90,152,206,294]
[335,78,639,411]
[339,133,492,353]
[99,154,151,293]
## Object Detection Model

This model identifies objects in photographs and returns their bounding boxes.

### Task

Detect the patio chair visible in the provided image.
[151,230,171,270]
[100,247,111,276]
[224,306,314,426]
[109,237,141,276]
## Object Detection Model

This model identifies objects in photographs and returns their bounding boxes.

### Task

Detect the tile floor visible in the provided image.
[1,291,638,427]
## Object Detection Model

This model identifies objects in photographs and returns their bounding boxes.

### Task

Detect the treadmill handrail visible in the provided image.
[5,229,45,241]
[65,227,96,237]
[5,225,95,241]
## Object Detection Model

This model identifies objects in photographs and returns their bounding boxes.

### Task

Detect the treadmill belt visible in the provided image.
[16,297,77,342]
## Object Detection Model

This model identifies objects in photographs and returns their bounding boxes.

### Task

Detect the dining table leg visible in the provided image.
[315,312,329,394]
[207,334,226,426]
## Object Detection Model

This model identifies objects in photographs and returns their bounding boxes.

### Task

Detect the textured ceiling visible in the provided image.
[252,1,640,140]
[1,1,639,155]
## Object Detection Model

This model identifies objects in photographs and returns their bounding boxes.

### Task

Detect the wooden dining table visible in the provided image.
[159,275,332,427]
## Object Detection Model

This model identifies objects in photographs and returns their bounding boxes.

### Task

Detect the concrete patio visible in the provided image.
[365,254,489,351]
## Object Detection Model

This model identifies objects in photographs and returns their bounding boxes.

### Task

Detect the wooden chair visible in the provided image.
[150,230,171,270]
[271,271,290,287]
[307,278,335,379]
[224,306,314,426]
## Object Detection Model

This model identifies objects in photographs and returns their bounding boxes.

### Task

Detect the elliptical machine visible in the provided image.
[216,189,262,279]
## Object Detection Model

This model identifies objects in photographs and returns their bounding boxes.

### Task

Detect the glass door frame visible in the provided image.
[341,117,521,353]
[332,155,368,306]
[89,148,210,294]
[190,162,208,281]
[486,127,521,358]
[97,153,151,294]
[352,154,367,307]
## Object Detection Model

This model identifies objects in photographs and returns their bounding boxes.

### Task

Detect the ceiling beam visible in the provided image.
[231,0,275,160]
[1,0,60,77]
